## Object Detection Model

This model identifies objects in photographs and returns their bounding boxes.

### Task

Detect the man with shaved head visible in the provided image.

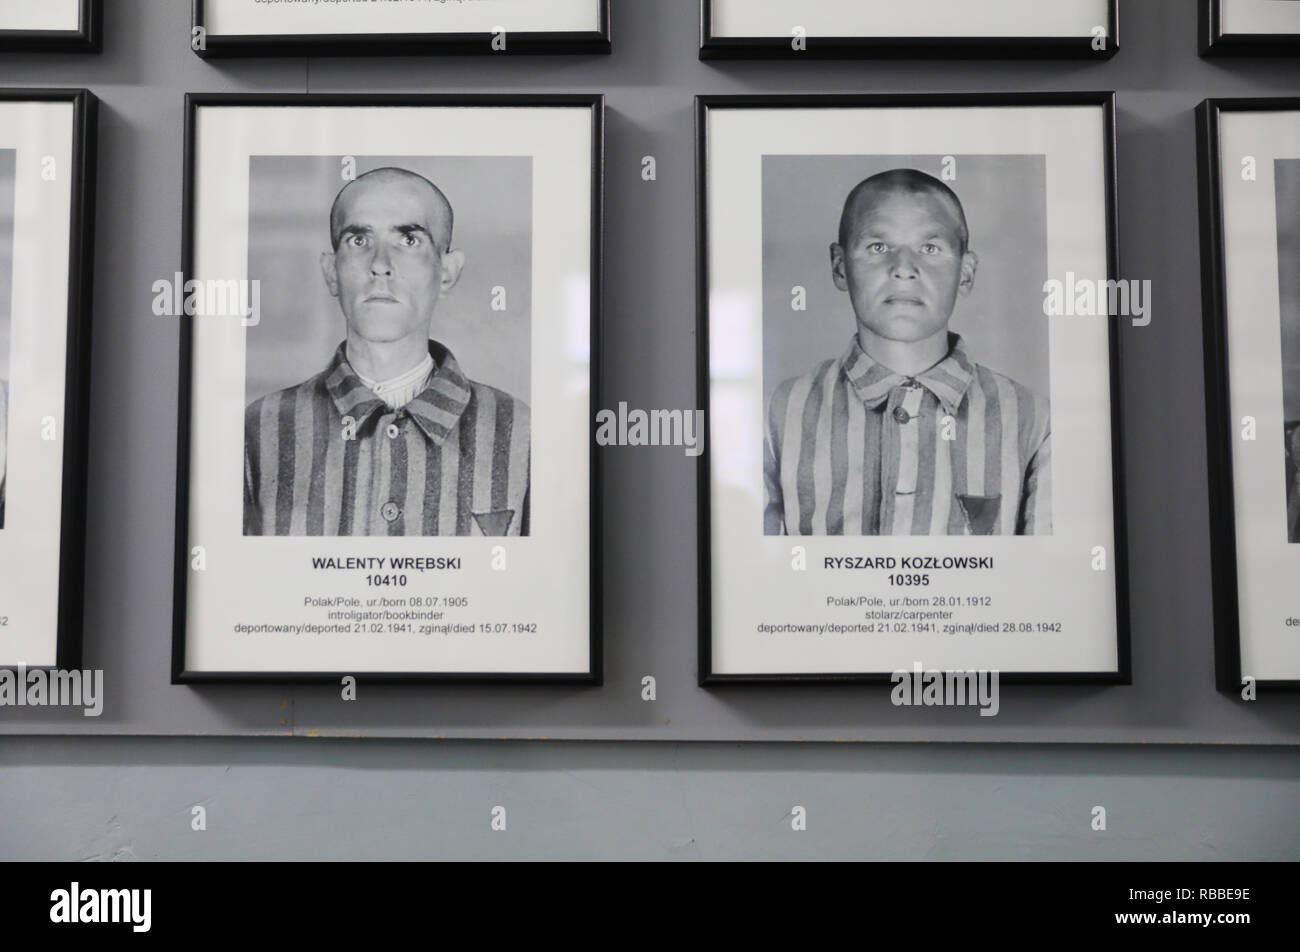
[244,165,530,536]
[763,168,1050,536]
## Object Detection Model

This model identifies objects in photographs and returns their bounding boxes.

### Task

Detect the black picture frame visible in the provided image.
[192,0,611,58]
[699,0,1119,59]
[0,89,98,670]
[1200,0,1300,56]
[0,0,101,54]
[173,93,604,685]
[695,92,1131,685]
[1196,97,1300,693]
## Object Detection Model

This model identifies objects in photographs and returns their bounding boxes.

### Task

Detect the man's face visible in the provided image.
[321,175,464,345]
[830,187,977,345]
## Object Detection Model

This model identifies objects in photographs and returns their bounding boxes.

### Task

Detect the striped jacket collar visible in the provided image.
[324,340,473,447]
[841,332,975,416]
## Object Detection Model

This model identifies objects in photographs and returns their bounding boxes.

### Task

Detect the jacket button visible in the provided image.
[386,423,400,439]
[893,406,911,424]
[381,502,401,523]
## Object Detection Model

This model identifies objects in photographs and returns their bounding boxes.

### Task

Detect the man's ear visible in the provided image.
[320,251,340,299]
[830,243,849,292]
[440,249,466,294]
[957,249,979,297]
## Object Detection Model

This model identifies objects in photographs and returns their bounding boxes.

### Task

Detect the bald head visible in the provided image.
[838,169,969,254]
[329,166,454,252]
[321,165,467,357]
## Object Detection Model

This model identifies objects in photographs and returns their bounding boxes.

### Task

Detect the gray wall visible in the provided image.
[0,0,1298,859]
[2,739,1298,860]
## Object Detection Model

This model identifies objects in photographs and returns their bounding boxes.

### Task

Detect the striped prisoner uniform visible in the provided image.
[764,333,1050,536]
[244,340,530,536]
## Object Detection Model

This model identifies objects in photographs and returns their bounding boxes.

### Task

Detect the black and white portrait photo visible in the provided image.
[176,96,599,680]
[0,0,99,53]
[702,0,1116,57]
[761,157,1051,537]
[194,0,609,56]
[1202,0,1300,55]
[244,157,531,538]
[0,90,97,669]
[1277,158,1300,543]
[701,96,1125,680]
[1198,100,1300,686]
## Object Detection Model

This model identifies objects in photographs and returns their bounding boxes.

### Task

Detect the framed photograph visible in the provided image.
[174,94,602,683]
[192,0,610,57]
[0,0,100,53]
[697,93,1129,683]
[1200,0,1300,56]
[700,0,1118,59]
[1197,98,1300,691]
[0,89,98,669]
